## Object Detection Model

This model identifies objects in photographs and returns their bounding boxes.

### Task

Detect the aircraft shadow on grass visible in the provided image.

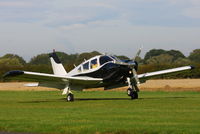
[140,96,188,100]
[18,98,130,103]
[18,96,189,103]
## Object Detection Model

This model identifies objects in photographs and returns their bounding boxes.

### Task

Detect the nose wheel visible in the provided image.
[67,93,74,102]
[127,88,138,100]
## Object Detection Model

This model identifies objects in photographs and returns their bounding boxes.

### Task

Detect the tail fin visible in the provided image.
[49,51,67,75]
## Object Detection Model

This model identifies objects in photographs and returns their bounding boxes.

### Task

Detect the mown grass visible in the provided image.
[0,90,200,134]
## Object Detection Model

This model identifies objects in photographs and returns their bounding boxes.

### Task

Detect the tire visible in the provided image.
[67,93,74,102]
[127,88,133,96]
[131,91,138,100]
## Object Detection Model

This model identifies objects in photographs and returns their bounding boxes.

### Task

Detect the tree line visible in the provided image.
[0,49,200,81]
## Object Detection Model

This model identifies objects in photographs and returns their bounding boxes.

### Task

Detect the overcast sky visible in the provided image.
[0,0,200,61]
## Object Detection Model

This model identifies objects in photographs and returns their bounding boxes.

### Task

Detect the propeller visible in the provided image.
[132,67,140,85]
[133,46,142,61]
[131,46,143,86]
[111,46,142,87]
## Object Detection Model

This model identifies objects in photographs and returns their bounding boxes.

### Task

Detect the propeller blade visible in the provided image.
[132,68,140,85]
[134,46,143,61]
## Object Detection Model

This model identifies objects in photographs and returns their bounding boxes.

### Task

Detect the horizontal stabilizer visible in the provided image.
[24,83,39,87]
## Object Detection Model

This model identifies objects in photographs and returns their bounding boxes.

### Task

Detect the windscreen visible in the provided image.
[99,56,113,65]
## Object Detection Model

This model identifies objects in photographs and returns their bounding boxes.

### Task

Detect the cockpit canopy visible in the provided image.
[78,55,118,72]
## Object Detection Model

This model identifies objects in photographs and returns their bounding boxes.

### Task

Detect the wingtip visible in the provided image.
[3,70,24,78]
[190,66,195,70]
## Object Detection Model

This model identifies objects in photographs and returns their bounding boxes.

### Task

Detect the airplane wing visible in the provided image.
[3,70,103,89]
[138,66,194,83]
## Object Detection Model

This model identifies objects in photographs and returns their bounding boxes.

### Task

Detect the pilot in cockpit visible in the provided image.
[91,59,98,69]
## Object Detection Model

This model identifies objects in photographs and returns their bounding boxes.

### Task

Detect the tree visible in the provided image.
[144,49,187,64]
[0,54,26,65]
[29,52,78,65]
[174,57,191,65]
[55,52,78,65]
[188,49,200,63]
[135,56,144,64]
[0,58,24,67]
[166,50,185,61]
[29,54,50,65]
[0,54,25,77]
[144,49,167,62]
[146,54,174,65]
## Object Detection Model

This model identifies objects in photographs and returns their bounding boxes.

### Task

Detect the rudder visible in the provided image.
[49,51,67,75]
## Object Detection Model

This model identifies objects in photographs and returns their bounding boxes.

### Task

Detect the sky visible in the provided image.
[0,0,200,61]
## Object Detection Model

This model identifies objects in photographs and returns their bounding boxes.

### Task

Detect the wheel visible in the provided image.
[67,93,74,102]
[127,88,133,96]
[131,91,138,100]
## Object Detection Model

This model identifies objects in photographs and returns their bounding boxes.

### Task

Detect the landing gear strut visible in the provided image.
[127,77,139,100]
[63,86,74,102]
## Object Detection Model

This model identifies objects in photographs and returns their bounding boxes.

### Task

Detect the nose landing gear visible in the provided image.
[127,88,138,99]
[67,93,74,102]
[127,77,139,100]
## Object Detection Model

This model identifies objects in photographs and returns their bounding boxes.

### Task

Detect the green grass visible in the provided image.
[0,90,200,134]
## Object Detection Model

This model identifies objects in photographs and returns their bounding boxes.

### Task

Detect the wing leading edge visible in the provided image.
[3,70,103,89]
[4,70,103,81]
[138,66,194,83]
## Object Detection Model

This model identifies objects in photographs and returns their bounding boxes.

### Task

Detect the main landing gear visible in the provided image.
[63,86,74,102]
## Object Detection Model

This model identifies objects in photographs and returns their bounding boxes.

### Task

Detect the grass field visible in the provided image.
[0,91,200,134]
[1,79,200,91]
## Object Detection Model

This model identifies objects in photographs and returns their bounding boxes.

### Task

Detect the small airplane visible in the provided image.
[3,49,194,101]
